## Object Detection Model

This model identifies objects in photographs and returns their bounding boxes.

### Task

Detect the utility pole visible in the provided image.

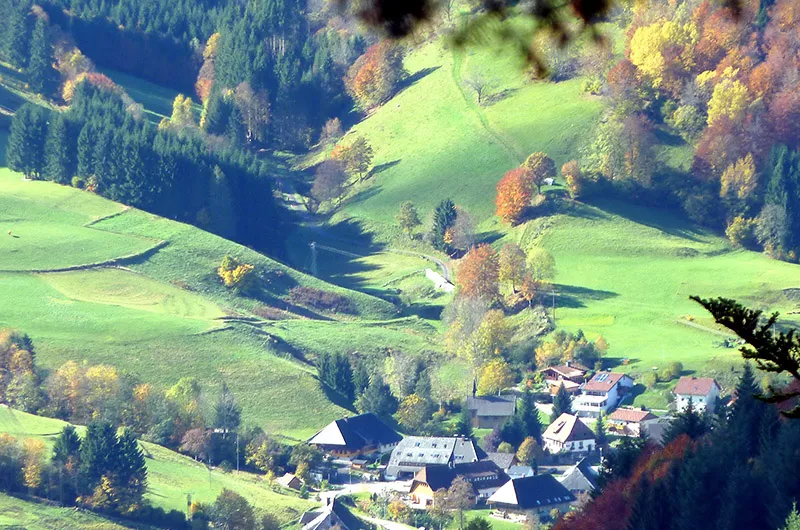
[550,288,559,325]
[236,433,240,473]
[309,241,317,277]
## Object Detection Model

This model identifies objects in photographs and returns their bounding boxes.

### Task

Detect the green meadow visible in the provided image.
[0,492,137,530]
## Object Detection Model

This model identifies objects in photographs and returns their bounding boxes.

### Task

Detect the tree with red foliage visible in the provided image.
[457,244,499,301]
[495,167,532,224]
[345,41,406,110]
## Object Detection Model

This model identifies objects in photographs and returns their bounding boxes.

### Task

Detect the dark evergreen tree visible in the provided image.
[226,104,246,145]
[114,429,148,509]
[551,382,572,422]
[213,383,241,436]
[431,198,457,252]
[76,122,95,178]
[352,359,370,397]
[517,388,542,443]
[5,2,30,68]
[79,421,120,494]
[52,425,82,503]
[355,375,397,419]
[27,17,59,96]
[209,165,237,239]
[454,406,473,439]
[663,397,708,444]
[202,91,231,136]
[595,412,607,446]
[7,103,48,178]
[500,415,525,448]
[44,113,71,183]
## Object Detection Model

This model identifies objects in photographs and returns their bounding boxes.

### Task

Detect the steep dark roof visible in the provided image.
[308,412,401,450]
[485,452,516,470]
[466,395,516,417]
[413,460,508,493]
[558,458,598,492]
[488,475,575,509]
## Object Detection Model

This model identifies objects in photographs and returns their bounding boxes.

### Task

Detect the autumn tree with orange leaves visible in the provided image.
[345,41,406,110]
[496,168,532,225]
[457,244,499,301]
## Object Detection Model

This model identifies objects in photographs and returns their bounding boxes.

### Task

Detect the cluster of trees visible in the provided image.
[556,364,800,530]
[310,137,374,209]
[189,489,283,530]
[484,389,545,459]
[0,2,59,96]
[0,423,167,523]
[534,330,609,372]
[495,152,557,225]
[7,83,283,252]
[582,0,800,261]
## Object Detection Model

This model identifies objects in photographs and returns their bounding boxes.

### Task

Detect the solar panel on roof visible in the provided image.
[596,373,609,382]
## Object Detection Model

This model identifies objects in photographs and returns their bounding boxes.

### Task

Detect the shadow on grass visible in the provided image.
[370,159,401,176]
[605,357,641,369]
[319,380,357,413]
[477,229,505,245]
[585,197,707,243]
[398,66,441,93]
[555,284,619,309]
[484,87,520,106]
[405,301,446,320]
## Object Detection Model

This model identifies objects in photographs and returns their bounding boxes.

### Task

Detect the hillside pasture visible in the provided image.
[0,493,136,530]
[520,199,800,400]
[103,69,203,124]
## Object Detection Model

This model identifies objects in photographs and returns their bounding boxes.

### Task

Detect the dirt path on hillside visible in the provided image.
[450,51,526,164]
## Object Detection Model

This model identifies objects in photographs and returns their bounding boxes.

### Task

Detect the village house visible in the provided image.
[674,376,721,413]
[607,407,658,436]
[540,362,588,396]
[465,394,517,429]
[558,458,598,496]
[277,472,303,490]
[488,475,576,519]
[573,372,634,417]
[308,412,401,459]
[300,498,351,530]
[409,460,509,507]
[385,436,485,480]
[484,452,517,472]
[542,413,596,455]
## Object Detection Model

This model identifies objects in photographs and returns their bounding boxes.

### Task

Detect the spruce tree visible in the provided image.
[517,388,542,443]
[44,113,71,183]
[664,398,707,443]
[76,123,95,177]
[5,3,30,69]
[213,383,241,436]
[209,165,236,239]
[114,429,148,510]
[551,383,572,422]
[352,360,370,397]
[28,18,58,96]
[202,91,231,135]
[431,198,457,252]
[454,406,473,438]
[52,425,82,503]
[354,375,397,419]
[7,104,47,178]
[595,413,607,446]
[79,421,120,494]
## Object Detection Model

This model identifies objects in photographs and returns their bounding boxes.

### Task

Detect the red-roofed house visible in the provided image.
[674,377,721,413]
[573,372,634,417]
[607,407,658,436]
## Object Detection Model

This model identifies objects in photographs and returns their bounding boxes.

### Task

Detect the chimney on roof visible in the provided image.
[566,361,571,367]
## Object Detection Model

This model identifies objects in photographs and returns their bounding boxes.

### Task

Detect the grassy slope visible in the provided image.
[0,169,423,439]
[0,493,139,530]
[103,69,203,125]
[0,406,314,522]
[326,38,603,229]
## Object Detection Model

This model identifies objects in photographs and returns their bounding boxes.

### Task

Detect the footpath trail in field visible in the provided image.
[450,50,526,164]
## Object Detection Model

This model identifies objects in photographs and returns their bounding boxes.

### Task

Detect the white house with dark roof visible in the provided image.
[385,436,485,480]
[573,372,634,417]
[542,413,596,454]
[488,475,575,518]
[308,413,401,459]
[674,376,721,413]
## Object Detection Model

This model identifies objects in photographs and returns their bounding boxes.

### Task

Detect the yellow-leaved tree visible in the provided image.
[707,69,750,126]
[720,153,757,200]
[22,438,46,490]
[477,359,514,396]
[217,255,255,291]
